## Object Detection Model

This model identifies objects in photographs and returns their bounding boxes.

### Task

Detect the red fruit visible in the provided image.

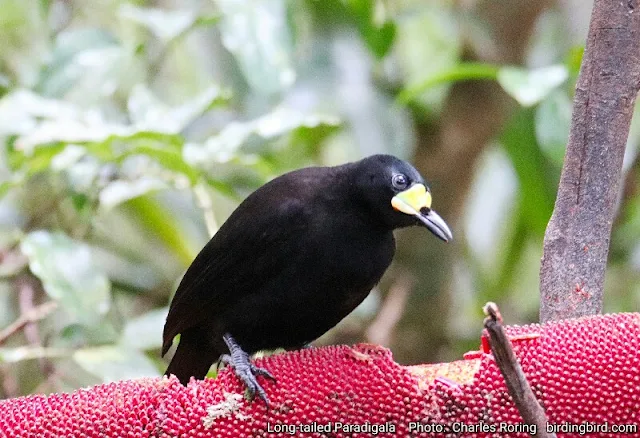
[0,313,638,437]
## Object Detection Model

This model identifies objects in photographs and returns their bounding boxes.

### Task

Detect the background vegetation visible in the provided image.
[0,0,637,398]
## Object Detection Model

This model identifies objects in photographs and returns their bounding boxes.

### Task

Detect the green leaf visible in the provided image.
[119,307,168,350]
[0,73,11,95]
[14,119,183,154]
[497,65,569,107]
[216,0,295,94]
[20,231,111,326]
[51,146,103,194]
[500,108,556,233]
[99,177,168,210]
[535,90,572,166]
[117,145,201,185]
[49,144,86,170]
[366,21,395,60]
[166,86,231,131]
[565,45,584,76]
[184,107,340,168]
[0,89,81,138]
[126,84,169,127]
[343,0,395,59]
[119,5,199,42]
[254,107,341,139]
[127,84,230,133]
[73,345,159,382]
[0,179,20,199]
[125,196,196,266]
[184,108,340,193]
[0,0,50,87]
[36,28,122,98]
[394,4,461,111]
[398,63,499,104]
[9,143,66,177]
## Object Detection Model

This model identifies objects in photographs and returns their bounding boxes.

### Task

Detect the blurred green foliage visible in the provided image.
[0,0,638,397]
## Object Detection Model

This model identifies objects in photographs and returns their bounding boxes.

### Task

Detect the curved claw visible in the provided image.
[250,364,276,382]
[235,366,270,406]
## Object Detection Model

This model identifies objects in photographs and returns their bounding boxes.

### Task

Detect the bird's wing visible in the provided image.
[162,188,310,355]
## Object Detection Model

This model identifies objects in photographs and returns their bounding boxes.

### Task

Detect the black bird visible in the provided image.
[162,154,451,404]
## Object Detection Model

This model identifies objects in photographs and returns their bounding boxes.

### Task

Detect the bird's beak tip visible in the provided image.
[417,208,452,243]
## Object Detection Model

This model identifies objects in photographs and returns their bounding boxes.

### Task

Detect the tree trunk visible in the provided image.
[539,0,640,322]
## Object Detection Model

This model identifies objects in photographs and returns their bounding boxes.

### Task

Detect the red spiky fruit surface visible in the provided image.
[1,313,639,437]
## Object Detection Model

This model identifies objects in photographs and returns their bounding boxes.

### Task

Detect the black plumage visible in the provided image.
[162,154,451,403]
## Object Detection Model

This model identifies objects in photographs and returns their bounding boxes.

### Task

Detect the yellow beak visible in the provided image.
[391,183,452,242]
[391,184,432,215]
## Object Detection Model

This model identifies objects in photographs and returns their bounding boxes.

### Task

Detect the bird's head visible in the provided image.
[352,155,452,242]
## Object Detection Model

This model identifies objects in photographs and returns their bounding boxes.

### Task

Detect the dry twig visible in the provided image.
[483,302,556,438]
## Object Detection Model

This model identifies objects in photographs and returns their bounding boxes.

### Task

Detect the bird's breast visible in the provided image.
[306,225,395,303]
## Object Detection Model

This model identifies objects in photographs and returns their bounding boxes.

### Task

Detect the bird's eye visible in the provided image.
[392,174,409,190]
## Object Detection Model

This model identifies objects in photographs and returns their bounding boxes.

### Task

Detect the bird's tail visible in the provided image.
[165,328,220,385]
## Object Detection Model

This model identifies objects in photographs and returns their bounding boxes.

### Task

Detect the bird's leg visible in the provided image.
[221,333,275,406]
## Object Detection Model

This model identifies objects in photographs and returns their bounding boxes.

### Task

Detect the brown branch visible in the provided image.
[483,302,556,438]
[18,277,40,346]
[0,301,57,346]
[539,0,640,322]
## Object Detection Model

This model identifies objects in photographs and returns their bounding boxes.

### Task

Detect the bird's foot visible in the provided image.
[221,333,275,407]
